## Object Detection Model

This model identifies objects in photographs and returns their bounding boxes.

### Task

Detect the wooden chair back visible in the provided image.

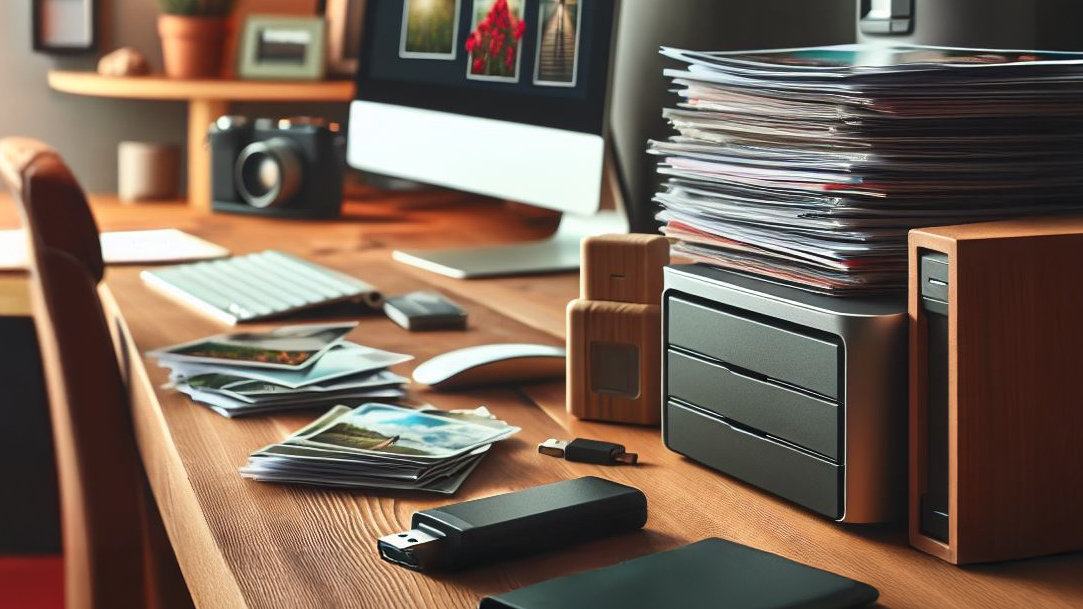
[0,137,145,609]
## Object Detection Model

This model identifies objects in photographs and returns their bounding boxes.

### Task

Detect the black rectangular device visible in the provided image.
[382,291,468,331]
[378,476,647,572]
[480,538,878,609]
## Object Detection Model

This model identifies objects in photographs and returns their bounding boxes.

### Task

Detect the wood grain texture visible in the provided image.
[4,195,1083,607]
[567,235,667,425]
[0,274,31,315]
[187,99,228,211]
[910,216,1083,565]
[47,72,355,102]
[580,234,669,304]
[566,301,661,426]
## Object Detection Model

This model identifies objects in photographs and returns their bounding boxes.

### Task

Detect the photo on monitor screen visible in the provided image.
[400,0,462,60]
[534,0,581,87]
[465,0,526,82]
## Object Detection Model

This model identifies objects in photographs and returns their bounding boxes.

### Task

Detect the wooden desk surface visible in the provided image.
[10,194,1083,608]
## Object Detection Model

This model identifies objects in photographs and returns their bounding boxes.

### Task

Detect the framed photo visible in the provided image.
[533,0,581,87]
[238,16,327,81]
[399,0,461,60]
[324,0,366,76]
[33,0,97,54]
[465,0,526,82]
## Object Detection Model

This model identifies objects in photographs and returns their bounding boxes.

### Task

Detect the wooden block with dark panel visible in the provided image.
[567,234,669,426]
[909,215,1083,564]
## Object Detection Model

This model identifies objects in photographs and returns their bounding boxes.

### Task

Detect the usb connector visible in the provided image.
[538,438,638,465]
[377,527,445,571]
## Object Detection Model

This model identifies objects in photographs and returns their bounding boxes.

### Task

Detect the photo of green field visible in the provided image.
[308,423,428,455]
[400,0,462,59]
[172,341,317,366]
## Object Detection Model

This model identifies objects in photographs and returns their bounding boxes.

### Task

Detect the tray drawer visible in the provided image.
[665,400,843,519]
[667,349,839,460]
[667,296,839,399]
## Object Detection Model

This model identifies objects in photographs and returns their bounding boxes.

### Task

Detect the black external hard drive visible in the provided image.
[480,538,879,609]
[378,477,648,571]
[383,291,468,331]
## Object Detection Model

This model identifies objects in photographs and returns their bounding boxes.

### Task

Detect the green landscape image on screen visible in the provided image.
[401,0,461,59]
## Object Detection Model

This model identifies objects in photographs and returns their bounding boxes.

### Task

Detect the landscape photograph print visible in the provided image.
[400,0,462,60]
[465,0,526,82]
[534,0,581,86]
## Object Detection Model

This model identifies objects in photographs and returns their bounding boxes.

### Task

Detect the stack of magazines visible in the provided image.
[151,323,411,417]
[240,403,520,494]
[652,45,1083,295]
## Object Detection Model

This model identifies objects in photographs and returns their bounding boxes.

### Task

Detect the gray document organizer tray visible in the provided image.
[662,265,907,523]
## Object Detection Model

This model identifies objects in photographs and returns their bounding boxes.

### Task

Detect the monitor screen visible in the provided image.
[355,0,616,135]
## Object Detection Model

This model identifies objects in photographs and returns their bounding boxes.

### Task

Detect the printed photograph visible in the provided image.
[174,343,414,390]
[400,0,462,60]
[149,323,356,370]
[534,0,581,86]
[465,0,526,82]
[302,404,510,458]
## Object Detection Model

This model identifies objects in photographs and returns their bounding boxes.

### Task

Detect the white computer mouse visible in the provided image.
[412,343,566,390]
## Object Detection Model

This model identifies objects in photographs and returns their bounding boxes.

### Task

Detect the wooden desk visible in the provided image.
[9,194,1083,608]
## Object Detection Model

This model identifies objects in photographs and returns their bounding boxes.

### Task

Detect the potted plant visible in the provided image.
[157,0,238,79]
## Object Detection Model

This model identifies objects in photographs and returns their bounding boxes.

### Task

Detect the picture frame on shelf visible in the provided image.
[322,0,365,77]
[238,15,327,81]
[33,0,97,54]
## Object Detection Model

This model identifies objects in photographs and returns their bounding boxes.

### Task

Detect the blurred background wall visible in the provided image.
[0,0,338,194]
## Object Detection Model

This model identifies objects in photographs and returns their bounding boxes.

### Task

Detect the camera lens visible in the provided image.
[235,138,303,208]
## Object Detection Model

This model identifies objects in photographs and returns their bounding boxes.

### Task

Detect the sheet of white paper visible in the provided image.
[0,228,229,270]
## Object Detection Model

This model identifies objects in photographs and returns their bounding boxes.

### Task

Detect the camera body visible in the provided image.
[209,116,345,218]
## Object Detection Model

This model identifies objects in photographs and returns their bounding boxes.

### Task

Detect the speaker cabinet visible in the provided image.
[909,216,1083,564]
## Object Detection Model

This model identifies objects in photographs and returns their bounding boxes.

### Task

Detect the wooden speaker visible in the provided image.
[909,216,1083,564]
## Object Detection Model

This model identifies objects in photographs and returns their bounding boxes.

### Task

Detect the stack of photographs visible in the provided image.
[240,403,520,494]
[652,45,1083,295]
[150,323,412,418]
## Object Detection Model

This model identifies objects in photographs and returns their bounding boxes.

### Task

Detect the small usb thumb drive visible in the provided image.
[377,476,647,572]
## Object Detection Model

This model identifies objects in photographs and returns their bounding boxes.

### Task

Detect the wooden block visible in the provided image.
[567,300,661,425]
[909,214,1083,564]
[581,234,669,304]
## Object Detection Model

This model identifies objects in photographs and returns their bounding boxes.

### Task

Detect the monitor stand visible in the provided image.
[392,210,628,279]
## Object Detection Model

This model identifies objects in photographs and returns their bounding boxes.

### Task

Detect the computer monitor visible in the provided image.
[348,0,621,278]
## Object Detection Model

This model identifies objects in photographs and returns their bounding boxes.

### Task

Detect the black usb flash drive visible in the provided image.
[377,476,647,572]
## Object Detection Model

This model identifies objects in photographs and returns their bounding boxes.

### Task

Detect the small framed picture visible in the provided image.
[33,0,97,54]
[238,15,327,81]
[399,0,461,61]
[465,0,526,83]
[324,0,366,76]
[533,0,582,87]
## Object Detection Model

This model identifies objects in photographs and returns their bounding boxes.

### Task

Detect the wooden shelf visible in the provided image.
[47,71,355,102]
[48,71,357,210]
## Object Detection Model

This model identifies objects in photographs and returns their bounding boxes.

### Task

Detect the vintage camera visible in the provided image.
[208,116,345,218]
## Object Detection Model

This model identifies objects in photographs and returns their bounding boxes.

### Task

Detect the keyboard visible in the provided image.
[141,250,382,324]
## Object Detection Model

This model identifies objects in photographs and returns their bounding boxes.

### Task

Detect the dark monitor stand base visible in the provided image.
[392,210,627,279]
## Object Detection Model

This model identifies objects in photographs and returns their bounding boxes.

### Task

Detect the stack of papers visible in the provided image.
[240,403,520,494]
[151,323,412,417]
[653,45,1083,295]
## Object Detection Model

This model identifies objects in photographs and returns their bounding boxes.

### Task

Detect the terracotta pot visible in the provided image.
[158,15,227,79]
